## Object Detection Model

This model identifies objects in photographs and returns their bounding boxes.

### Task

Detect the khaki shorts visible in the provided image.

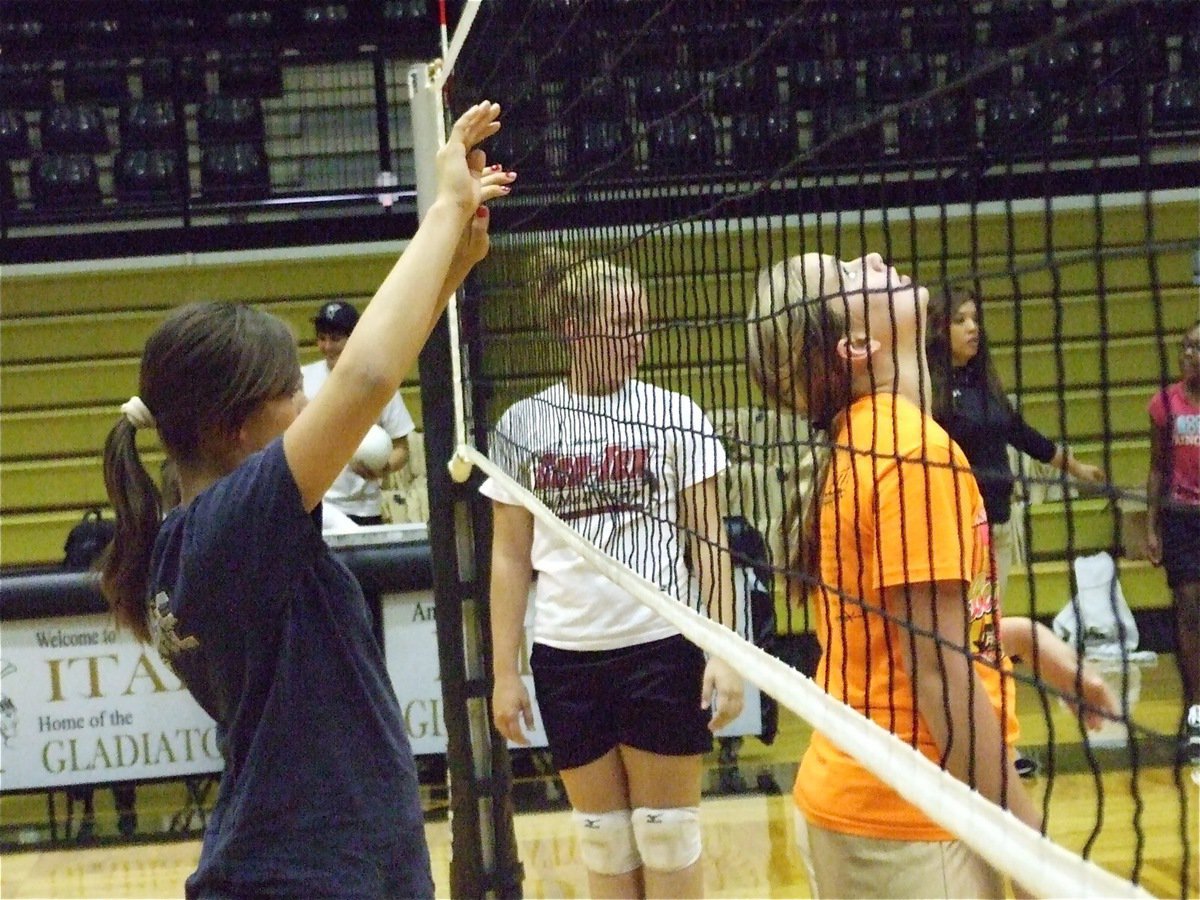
[794,808,1005,899]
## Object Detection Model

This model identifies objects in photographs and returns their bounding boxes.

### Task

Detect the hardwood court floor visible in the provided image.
[2,657,1196,899]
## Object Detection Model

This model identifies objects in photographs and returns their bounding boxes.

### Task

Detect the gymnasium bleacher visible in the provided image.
[4,204,1197,640]
[2,0,1198,639]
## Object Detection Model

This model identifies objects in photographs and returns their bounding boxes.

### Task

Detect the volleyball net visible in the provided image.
[428,1,1198,896]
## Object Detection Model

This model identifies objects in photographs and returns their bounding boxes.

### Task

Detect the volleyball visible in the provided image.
[353,425,392,472]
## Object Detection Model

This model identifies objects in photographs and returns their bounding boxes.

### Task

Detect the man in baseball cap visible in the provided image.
[302,300,415,526]
[311,301,360,370]
[314,299,359,332]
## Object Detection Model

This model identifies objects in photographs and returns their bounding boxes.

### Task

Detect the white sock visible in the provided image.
[1187,705,1200,730]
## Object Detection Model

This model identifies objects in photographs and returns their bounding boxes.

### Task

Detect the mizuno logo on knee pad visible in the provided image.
[572,809,640,875]
[632,806,702,873]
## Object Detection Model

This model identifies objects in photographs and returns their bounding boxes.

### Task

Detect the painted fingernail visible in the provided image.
[500,186,511,193]
[490,163,502,171]
[507,171,517,179]
[476,206,488,217]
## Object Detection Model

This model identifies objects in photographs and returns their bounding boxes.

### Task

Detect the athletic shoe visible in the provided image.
[1014,751,1038,778]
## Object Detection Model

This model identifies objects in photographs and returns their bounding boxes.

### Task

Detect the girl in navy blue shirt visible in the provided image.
[101,103,514,899]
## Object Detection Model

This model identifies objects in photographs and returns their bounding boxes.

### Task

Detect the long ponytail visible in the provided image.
[747,254,850,606]
[101,417,162,642]
[97,302,300,642]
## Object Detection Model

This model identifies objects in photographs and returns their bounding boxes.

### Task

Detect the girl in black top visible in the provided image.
[928,289,1105,605]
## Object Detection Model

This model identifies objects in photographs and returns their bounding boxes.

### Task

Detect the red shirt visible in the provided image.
[1148,382,1200,507]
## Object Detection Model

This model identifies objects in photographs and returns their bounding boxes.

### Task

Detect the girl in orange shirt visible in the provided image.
[746,251,1111,898]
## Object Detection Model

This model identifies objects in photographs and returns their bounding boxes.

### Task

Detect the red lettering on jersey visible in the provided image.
[535,445,647,490]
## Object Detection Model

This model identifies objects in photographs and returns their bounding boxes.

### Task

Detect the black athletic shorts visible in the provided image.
[531,634,713,771]
[1161,506,1200,589]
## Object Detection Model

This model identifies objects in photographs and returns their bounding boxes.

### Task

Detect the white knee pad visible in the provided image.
[572,809,640,876]
[631,806,702,873]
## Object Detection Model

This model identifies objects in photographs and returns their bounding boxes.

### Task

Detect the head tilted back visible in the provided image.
[748,253,850,432]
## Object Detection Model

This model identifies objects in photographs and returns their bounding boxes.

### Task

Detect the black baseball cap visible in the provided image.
[313,301,359,335]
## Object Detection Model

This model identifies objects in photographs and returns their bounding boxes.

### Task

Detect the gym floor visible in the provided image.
[2,654,1196,899]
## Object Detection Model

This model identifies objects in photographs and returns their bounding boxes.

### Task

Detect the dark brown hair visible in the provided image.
[101,302,299,641]
[925,286,1013,423]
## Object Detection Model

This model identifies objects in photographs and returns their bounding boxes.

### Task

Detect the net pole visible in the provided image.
[409,64,523,899]
[408,56,472,476]
[419,0,489,479]
[408,62,443,218]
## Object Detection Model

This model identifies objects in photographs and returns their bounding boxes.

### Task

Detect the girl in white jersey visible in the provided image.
[483,248,744,898]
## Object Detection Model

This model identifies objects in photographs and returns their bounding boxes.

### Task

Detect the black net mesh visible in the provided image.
[450,2,1198,895]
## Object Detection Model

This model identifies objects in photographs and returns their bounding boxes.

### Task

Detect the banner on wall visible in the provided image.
[383,590,549,755]
[0,614,222,791]
[1,591,763,788]
[382,590,762,756]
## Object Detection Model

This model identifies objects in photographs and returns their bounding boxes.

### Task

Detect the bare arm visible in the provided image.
[432,166,513,318]
[489,500,535,745]
[1145,421,1167,565]
[1000,617,1118,730]
[678,473,745,731]
[679,474,735,628]
[1049,444,1105,484]
[284,103,506,510]
[892,580,1042,830]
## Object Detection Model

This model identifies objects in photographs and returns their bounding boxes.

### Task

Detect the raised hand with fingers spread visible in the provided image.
[436,100,505,214]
